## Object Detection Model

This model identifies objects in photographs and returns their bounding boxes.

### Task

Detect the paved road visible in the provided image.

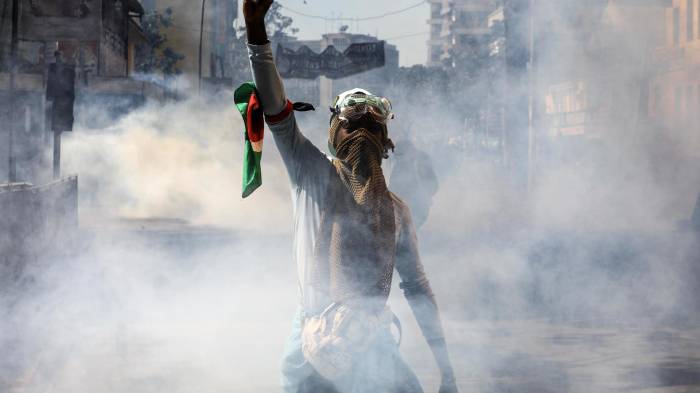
[1,222,699,392]
[4,317,700,392]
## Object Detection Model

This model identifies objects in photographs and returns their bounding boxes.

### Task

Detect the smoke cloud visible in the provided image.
[64,92,292,231]
[3,1,700,392]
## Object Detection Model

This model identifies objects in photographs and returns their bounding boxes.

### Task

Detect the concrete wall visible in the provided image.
[0,177,78,281]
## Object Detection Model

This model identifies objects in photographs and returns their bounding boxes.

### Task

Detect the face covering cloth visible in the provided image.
[311,118,396,308]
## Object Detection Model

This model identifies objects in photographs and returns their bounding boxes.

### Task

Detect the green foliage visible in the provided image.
[230,3,299,84]
[135,7,185,77]
[266,3,299,40]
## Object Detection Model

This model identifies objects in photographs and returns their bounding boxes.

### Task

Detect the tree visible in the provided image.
[135,7,185,78]
[265,2,299,40]
[229,3,298,84]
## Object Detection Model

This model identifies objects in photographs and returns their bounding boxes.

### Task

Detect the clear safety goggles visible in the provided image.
[332,93,395,125]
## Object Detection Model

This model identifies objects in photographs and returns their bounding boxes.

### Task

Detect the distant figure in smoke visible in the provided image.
[389,140,439,228]
[243,1,457,392]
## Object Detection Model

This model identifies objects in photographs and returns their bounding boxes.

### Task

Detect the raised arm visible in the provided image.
[394,199,458,393]
[244,0,286,116]
[243,0,331,192]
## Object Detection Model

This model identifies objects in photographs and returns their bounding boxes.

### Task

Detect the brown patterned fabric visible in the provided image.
[312,117,396,307]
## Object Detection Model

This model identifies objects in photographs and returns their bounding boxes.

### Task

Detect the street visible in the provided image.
[3,0,700,392]
[1,222,699,393]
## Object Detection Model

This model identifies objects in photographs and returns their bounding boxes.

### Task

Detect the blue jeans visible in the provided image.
[281,307,424,393]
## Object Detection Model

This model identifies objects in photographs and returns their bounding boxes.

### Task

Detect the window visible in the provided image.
[431,4,441,19]
[675,86,683,116]
[674,7,680,45]
[688,0,694,41]
[431,49,441,62]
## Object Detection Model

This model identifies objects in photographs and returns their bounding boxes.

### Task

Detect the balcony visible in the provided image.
[455,3,498,12]
[453,26,491,35]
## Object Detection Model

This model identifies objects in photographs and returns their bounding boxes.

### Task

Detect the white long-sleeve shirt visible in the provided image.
[247,43,444,341]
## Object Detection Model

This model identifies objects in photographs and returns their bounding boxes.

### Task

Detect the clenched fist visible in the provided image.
[244,0,273,44]
[243,0,273,23]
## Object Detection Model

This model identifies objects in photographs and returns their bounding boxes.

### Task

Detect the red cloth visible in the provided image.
[265,100,294,124]
[246,93,265,143]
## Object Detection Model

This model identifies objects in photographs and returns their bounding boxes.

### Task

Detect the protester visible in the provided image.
[243,1,458,392]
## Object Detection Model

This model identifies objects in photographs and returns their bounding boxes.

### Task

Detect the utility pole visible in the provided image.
[53,131,61,179]
[198,0,207,95]
[8,0,19,182]
[527,0,535,192]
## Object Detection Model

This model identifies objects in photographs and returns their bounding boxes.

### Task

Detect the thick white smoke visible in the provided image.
[3,1,700,392]
[63,91,292,232]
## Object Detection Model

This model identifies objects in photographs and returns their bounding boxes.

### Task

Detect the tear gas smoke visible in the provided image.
[3,2,700,392]
[64,92,292,231]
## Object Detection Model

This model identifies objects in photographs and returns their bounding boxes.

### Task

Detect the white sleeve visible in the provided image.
[247,42,288,116]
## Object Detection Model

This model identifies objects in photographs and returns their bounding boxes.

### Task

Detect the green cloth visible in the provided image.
[235,82,264,198]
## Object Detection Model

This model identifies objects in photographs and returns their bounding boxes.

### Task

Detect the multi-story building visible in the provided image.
[427,0,496,67]
[469,0,668,185]
[541,0,668,140]
[319,32,399,103]
[650,0,700,149]
[1,0,147,78]
[143,0,238,89]
[277,32,400,108]
[0,0,165,184]
[464,5,506,163]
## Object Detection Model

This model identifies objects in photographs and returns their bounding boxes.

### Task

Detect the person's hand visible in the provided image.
[438,374,459,393]
[243,0,273,25]
[243,0,273,44]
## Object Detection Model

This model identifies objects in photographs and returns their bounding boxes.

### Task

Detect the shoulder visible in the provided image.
[390,192,413,224]
[390,191,408,209]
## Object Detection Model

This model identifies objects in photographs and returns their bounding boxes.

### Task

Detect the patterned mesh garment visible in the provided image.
[311,116,396,307]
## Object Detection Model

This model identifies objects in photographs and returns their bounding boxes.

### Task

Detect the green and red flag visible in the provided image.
[235,82,264,198]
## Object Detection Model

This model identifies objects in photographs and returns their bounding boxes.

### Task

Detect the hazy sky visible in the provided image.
[237,0,431,67]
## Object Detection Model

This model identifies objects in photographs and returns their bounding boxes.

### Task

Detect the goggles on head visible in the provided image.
[330,91,395,125]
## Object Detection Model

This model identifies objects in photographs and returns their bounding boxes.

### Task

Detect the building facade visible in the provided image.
[650,0,700,146]
[540,1,668,140]
[277,32,400,108]
[0,0,165,184]
[1,0,146,79]
[427,0,496,67]
[144,0,238,89]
